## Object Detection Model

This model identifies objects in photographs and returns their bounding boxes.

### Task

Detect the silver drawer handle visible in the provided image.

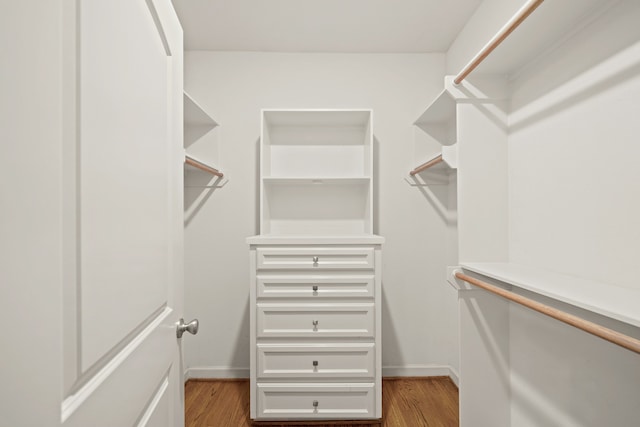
[312,320,318,326]
[313,400,319,408]
[313,360,318,366]
[312,256,319,264]
[312,285,318,292]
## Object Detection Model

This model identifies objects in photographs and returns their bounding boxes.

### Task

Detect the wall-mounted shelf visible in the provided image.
[263,177,370,185]
[456,262,640,329]
[183,91,224,186]
[184,92,218,128]
[414,89,456,127]
[410,86,458,184]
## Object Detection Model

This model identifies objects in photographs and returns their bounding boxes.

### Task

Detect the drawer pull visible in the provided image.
[312,360,318,366]
[312,400,319,408]
[312,256,319,265]
[312,320,318,326]
[312,285,318,292]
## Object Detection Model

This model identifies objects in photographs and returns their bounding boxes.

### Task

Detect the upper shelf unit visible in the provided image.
[463,0,610,79]
[183,92,223,181]
[260,109,373,236]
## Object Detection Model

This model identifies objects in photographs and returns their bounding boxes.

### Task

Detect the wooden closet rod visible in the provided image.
[409,155,443,176]
[454,271,640,355]
[185,155,224,177]
[454,0,545,85]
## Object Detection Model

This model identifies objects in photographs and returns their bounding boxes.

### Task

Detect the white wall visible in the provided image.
[0,2,63,425]
[508,2,640,425]
[182,52,460,379]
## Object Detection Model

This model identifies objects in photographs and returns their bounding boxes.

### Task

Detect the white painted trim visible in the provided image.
[448,366,460,387]
[185,367,250,381]
[61,308,173,422]
[382,364,452,379]
[136,376,169,427]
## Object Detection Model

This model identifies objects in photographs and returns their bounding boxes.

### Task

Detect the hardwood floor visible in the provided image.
[185,377,459,427]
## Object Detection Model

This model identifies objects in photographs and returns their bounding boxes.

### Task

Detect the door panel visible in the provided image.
[79,0,172,371]
[61,0,184,426]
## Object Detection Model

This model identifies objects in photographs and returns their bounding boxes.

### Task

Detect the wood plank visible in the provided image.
[185,378,459,427]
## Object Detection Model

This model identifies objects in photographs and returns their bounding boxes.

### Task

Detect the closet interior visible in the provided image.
[179,0,640,425]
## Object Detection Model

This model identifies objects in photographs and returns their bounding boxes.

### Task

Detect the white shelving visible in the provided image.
[414,89,456,128]
[183,91,223,183]
[459,262,640,329]
[410,88,458,182]
[261,109,373,236]
[184,92,218,127]
[250,109,382,422]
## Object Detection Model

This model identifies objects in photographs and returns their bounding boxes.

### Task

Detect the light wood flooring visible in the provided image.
[185,377,459,427]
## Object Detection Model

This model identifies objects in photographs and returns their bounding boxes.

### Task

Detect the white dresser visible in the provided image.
[248,236,383,420]
[248,110,383,422]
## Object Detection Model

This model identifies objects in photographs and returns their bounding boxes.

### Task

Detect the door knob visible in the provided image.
[177,318,199,338]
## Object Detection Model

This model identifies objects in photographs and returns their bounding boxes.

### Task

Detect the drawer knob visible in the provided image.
[312,320,318,327]
[312,285,318,292]
[312,256,319,265]
[313,400,319,408]
[313,360,318,366]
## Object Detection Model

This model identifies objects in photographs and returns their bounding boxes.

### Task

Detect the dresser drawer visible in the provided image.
[256,247,374,270]
[257,343,375,379]
[257,304,375,338]
[257,275,375,299]
[256,383,376,420]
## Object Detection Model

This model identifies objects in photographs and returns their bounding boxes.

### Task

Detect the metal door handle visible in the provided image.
[177,318,199,338]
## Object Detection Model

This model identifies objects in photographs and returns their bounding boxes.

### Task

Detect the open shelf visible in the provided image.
[460,262,640,328]
[183,91,223,186]
[184,92,218,128]
[260,109,373,236]
[414,89,456,126]
[263,177,370,185]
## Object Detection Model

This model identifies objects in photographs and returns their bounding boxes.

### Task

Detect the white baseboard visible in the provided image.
[185,365,459,386]
[383,364,459,386]
[185,366,250,381]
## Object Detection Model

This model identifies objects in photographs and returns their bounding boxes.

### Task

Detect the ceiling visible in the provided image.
[171,0,483,53]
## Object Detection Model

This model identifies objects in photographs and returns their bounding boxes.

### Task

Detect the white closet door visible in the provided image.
[1,1,185,426]
[63,1,185,426]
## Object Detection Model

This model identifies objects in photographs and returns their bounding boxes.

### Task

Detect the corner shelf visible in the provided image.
[410,87,458,184]
[458,262,640,329]
[414,89,456,128]
[184,92,218,128]
[183,91,224,184]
